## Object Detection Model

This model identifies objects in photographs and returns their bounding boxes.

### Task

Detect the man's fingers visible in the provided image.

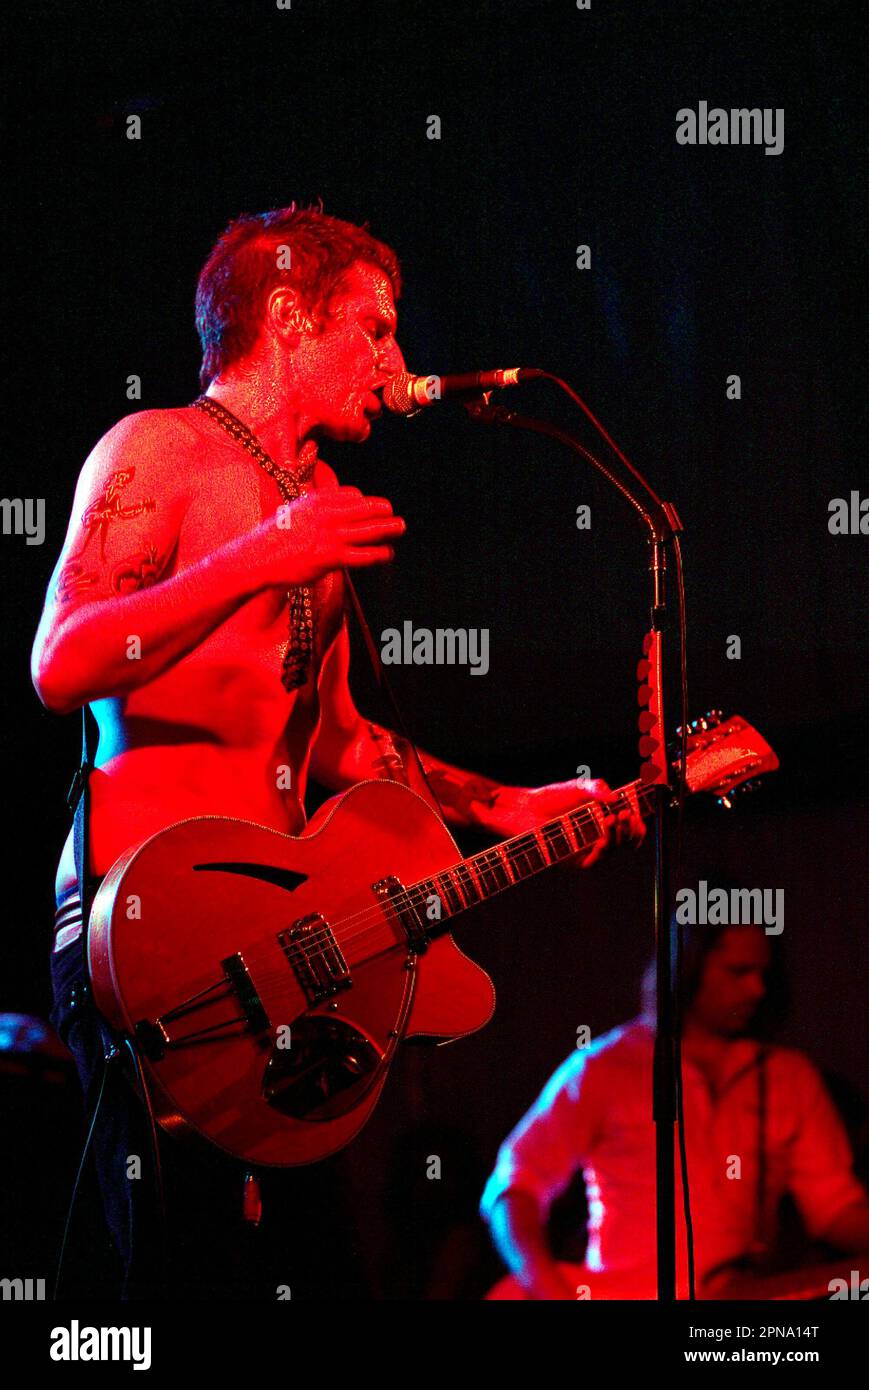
[321,492,395,515]
[342,545,396,567]
[579,838,607,869]
[340,517,406,543]
[564,803,645,871]
[576,778,611,799]
[615,807,646,846]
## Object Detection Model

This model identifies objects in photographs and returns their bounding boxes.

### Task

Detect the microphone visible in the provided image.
[382,367,543,415]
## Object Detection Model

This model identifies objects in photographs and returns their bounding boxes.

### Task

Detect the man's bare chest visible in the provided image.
[177,452,346,660]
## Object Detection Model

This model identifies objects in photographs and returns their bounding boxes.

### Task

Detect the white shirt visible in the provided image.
[480,1018,866,1296]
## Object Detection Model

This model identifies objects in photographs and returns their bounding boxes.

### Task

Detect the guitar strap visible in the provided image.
[342,569,448,822]
[67,703,100,987]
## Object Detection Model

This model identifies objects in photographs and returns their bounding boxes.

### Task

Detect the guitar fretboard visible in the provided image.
[413,779,658,927]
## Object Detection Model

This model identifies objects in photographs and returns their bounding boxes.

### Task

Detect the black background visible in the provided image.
[1,0,866,1299]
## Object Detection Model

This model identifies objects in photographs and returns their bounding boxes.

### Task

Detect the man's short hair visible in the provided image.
[195,201,402,388]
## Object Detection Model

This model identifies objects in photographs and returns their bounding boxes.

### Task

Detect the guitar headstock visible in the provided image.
[673,712,779,806]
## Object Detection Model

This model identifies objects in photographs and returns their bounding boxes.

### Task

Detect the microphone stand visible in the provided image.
[463,395,685,1301]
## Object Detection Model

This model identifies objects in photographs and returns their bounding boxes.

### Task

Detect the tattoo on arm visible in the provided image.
[418,766,503,818]
[73,466,156,561]
[110,544,169,594]
[56,559,101,602]
[56,541,171,603]
[365,721,411,783]
[363,723,505,824]
[52,467,174,604]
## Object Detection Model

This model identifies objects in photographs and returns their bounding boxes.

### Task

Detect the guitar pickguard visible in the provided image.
[261,951,419,1123]
[262,1015,383,1121]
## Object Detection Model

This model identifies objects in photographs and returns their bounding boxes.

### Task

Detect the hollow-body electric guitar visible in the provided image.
[87,714,777,1166]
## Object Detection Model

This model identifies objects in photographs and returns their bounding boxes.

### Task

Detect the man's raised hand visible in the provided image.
[249,487,406,589]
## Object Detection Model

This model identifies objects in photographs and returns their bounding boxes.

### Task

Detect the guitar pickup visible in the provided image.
[372,875,429,954]
[279,914,352,1004]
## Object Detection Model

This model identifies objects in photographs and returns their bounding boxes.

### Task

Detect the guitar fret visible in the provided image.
[561,813,581,854]
[419,876,452,920]
[473,853,496,896]
[456,861,483,907]
[505,842,527,879]
[544,820,573,862]
[524,837,547,873]
[508,836,547,878]
[477,848,511,894]
[534,828,552,867]
[495,845,516,886]
[466,858,485,903]
[440,869,466,912]
[570,806,602,848]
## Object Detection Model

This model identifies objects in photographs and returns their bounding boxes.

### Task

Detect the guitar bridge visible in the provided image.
[279,914,352,1004]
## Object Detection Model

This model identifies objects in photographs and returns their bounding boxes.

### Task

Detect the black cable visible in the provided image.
[123,1037,169,1294]
[53,1050,111,1300]
[54,1028,169,1300]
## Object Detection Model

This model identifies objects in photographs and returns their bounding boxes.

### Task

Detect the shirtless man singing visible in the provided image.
[32,203,642,1298]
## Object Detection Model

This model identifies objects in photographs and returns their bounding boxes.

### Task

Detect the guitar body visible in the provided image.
[86,714,777,1169]
[88,780,495,1167]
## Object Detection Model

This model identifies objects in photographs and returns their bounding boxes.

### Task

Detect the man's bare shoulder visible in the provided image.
[85,407,202,475]
[66,408,213,527]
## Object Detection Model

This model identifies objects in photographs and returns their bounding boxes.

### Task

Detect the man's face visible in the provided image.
[690,926,772,1036]
[292,260,406,442]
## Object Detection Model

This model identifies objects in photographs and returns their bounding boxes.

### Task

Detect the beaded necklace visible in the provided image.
[192,394,318,691]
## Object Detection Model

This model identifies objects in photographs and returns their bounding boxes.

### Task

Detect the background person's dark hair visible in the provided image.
[640,875,789,1040]
[194,200,403,389]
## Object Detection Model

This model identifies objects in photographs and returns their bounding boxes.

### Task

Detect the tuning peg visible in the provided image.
[688,711,722,734]
[715,778,763,810]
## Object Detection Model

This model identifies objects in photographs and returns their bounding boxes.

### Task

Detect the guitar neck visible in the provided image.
[414,778,660,935]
